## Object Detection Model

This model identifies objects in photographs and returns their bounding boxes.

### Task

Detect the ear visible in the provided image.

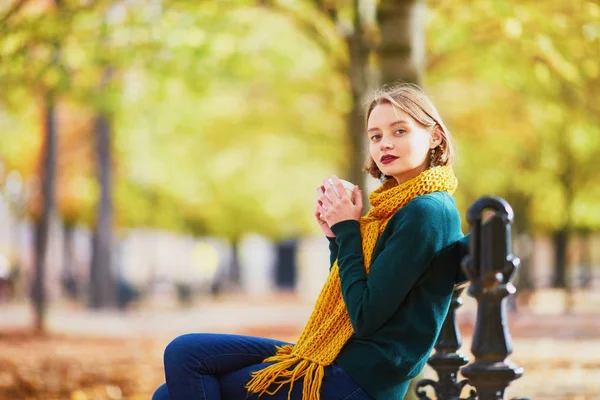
[430,125,443,148]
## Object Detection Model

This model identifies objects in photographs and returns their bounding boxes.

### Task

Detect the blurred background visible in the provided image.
[0,0,599,399]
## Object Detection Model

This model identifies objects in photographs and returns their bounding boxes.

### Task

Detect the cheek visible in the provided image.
[369,143,379,160]
[409,138,431,159]
[395,140,416,157]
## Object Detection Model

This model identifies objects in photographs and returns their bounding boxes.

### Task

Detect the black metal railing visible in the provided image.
[415,283,476,400]
[416,196,527,400]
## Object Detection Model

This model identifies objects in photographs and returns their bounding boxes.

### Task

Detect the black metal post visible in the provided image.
[460,196,524,400]
[415,284,476,400]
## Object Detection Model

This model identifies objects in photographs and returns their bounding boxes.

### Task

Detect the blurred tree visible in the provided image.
[1,0,349,243]
[90,68,117,309]
[259,0,373,196]
[426,0,600,294]
[377,0,425,86]
[55,101,96,300]
[27,0,65,334]
[88,6,118,308]
[110,1,347,239]
[263,0,429,205]
[2,0,597,312]
[0,0,116,316]
[32,88,57,334]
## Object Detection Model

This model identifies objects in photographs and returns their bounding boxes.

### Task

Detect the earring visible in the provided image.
[380,172,387,183]
[429,148,436,168]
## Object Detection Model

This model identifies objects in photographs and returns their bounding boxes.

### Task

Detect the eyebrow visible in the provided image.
[367,120,408,133]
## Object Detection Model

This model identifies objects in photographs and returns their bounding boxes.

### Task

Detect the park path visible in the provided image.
[1,292,600,399]
[1,291,600,340]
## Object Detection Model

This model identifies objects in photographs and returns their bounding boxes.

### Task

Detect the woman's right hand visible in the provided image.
[315,186,335,238]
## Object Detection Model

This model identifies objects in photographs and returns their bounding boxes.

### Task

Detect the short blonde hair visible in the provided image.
[363,83,455,180]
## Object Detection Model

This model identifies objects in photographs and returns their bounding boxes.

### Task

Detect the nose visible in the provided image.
[380,138,393,150]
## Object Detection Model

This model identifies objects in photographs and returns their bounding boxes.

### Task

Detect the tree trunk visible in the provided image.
[553,158,574,291]
[579,230,592,289]
[345,0,370,198]
[32,94,57,334]
[516,245,534,290]
[506,193,534,311]
[510,195,534,291]
[377,0,426,86]
[229,236,241,286]
[61,222,77,300]
[552,227,569,289]
[89,105,116,309]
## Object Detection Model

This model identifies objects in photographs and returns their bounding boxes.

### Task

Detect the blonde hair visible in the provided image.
[363,83,455,180]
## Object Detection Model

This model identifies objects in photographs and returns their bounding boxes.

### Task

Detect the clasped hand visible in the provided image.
[315,176,363,229]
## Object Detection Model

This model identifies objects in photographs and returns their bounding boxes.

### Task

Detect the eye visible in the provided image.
[394,129,406,135]
[369,134,381,142]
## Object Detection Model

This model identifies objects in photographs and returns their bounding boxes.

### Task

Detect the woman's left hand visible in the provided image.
[317,175,363,226]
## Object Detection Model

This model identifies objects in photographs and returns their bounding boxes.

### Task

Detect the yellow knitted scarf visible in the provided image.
[246,166,458,400]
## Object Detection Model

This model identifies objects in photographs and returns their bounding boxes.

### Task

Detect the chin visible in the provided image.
[383,168,404,178]
[379,169,393,178]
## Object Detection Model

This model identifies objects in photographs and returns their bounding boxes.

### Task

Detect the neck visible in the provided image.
[392,163,428,185]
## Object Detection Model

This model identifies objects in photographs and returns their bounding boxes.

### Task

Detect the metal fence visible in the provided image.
[416,196,529,400]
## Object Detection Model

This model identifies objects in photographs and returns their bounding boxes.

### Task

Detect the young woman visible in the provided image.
[152,83,466,400]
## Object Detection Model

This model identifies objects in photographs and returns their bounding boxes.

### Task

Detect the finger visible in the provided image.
[354,186,363,208]
[314,208,325,220]
[319,191,333,205]
[319,184,336,202]
[318,199,329,212]
[316,203,328,217]
[323,179,338,200]
[331,175,346,199]
[318,196,332,210]
[315,202,324,217]
[325,186,336,200]
[316,188,324,205]
[314,202,322,213]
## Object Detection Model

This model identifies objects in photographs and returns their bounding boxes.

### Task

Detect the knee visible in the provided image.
[164,333,212,374]
[152,383,169,400]
[164,334,194,368]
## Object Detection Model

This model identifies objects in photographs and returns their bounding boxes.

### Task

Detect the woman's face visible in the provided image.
[367,103,440,184]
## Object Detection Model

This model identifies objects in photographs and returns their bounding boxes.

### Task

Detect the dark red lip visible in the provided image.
[380,155,398,164]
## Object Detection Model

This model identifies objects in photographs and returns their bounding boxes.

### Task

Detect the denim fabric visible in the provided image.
[152,333,372,400]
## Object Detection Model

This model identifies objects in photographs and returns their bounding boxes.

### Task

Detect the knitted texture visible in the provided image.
[246,166,458,400]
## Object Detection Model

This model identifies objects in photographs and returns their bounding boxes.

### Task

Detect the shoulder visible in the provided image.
[404,192,457,216]
[389,192,460,230]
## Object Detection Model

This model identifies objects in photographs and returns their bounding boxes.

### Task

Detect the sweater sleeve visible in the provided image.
[331,197,447,338]
[327,236,339,269]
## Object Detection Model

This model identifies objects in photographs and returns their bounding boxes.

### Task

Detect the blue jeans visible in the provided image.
[152,333,372,400]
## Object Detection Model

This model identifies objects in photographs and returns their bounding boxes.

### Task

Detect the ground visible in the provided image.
[0,290,598,400]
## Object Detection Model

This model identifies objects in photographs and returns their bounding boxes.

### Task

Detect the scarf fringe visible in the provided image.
[245,346,325,400]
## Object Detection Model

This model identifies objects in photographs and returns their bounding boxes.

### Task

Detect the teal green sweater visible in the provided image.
[328,192,465,400]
